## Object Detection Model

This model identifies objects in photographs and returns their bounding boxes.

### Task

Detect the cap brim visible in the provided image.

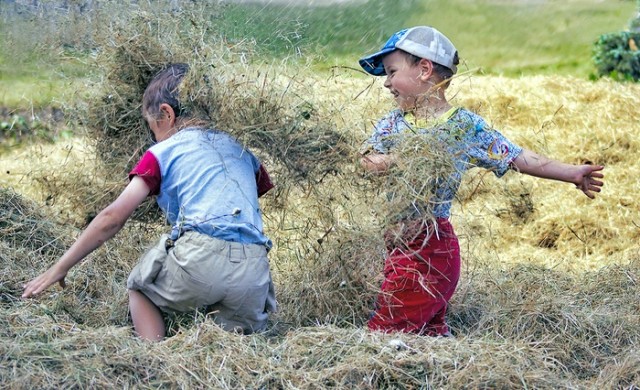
[359,47,396,76]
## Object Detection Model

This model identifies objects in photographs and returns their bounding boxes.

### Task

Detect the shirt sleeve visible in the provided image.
[363,110,407,154]
[462,113,523,178]
[256,163,274,197]
[129,151,161,195]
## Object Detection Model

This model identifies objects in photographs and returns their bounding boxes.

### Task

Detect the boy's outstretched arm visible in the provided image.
[22,176,150,298]
[511,149,604,199]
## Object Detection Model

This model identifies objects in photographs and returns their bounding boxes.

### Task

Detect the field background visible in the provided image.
[1,0,639,388]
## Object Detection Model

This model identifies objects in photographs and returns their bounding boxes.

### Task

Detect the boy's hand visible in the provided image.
[22,265,68,298]
[361,152,397,174]
[574,164,604,199]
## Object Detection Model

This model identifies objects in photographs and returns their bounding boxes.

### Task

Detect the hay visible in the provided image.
[50,2,377,330]
[76,2,353,180]
[448,260,640,383]
[370,131,459,237]
[2,260,639,388]
[0,188,70,258]
[48,2,355,227]
[274,222,384,327]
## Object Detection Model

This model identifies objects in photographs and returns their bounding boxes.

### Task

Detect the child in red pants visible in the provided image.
[369,218,460,336]
[360,26,604,336]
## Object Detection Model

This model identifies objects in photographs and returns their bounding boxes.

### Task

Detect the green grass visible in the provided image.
[215,0,636,77]
[0,18,89,108]
[417,0,637,77]
[215,0,423,57]
[0,0,637,108]
[0,71,80,109]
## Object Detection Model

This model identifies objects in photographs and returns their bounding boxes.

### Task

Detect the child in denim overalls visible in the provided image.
[23,64,276,341]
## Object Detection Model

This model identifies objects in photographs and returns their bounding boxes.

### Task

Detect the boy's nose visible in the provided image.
[383,77,391,88]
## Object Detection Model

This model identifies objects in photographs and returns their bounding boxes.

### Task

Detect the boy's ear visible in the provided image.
[159,103,176,125]
[418,58,434,81]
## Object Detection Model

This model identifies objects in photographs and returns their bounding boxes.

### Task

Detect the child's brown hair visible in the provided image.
[142,63,189,120]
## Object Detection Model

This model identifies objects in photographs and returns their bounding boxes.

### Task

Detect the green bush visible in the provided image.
[593,30,640,81]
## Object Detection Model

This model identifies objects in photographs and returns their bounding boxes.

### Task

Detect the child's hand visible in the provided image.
[574,164,604,199]
[361,153,397,174]
[22,265,68,298]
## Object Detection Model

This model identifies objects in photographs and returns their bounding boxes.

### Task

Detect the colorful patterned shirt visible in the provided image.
[363,107,523,218]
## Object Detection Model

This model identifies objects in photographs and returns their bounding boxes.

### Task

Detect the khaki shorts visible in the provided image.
[127,231,276,334]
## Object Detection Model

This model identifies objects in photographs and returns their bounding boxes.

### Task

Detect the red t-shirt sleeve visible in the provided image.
[130,151,270,197]
[129,151,161,195]
[256,163,274,197]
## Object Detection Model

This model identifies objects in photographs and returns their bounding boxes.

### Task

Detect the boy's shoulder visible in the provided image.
[449,107,482,123]
[446,107,489,132]
[373,109,408,132]
[150,127,258,162]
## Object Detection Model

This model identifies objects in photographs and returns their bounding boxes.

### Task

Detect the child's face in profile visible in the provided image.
[143,110,159,142]
[143,105,176,143]
[382,51,428,112]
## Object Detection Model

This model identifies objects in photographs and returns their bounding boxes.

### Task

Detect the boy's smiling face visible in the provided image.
[381,50,429,112]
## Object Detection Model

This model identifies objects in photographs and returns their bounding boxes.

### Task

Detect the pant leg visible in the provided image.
[207,240,276,334]
[368,219,460,336]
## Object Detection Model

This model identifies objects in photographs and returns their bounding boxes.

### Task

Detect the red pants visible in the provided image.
[368,218,461,336]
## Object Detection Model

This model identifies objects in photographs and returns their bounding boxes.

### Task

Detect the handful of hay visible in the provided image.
[365,130,459,246]
[67,3,354,221]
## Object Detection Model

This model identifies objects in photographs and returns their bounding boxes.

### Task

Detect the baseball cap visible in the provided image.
[359,26,458,76]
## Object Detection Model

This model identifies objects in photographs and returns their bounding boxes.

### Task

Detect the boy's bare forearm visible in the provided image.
[512,149,604,198]
[54,180,149,272]
[21,211,124,298]
[513,149,579,182]
[65,177,152,265]
[22,177,150,298]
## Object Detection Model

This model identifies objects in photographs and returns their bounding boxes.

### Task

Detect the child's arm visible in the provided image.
[361,152,397,174]
[511,149,604,199]
[22,176,150,298]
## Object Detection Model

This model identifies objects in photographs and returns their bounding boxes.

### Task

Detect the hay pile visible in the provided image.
[3,259,639,388]
[450,74,640,270]
[0,188,70,258]
[1,1,640,388]
[0,188,73,302]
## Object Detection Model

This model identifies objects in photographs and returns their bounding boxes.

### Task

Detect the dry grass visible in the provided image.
[1,3,639,389]
[450,75,640,271]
